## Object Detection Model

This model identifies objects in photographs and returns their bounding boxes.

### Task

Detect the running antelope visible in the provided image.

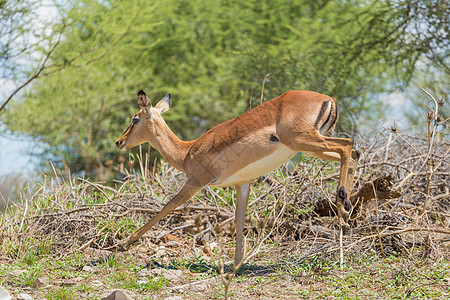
[115,90,360,269]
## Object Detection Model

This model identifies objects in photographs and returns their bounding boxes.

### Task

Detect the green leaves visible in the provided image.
[3,0,447,178]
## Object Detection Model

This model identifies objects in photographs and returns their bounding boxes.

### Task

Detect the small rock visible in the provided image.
[82,265,96,272]
[91,280,103,287]
[190,282,207,292]
[33,277,49,288]
[0,285,11,300]
[17,293,33,300]
[154,247,166,258]
[100,289,135,300]
[150,268,182,283]
[165,241,180,248]
[56,277,82,286]
[171,277,217,293]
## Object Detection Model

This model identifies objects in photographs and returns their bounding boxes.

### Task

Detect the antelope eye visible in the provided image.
[132,118,139,124]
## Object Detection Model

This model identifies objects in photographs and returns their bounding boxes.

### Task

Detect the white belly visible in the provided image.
[210,145,296,187]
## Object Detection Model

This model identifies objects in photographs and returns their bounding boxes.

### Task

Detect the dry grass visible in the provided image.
[0,90,449,298]
[0,131,449,299]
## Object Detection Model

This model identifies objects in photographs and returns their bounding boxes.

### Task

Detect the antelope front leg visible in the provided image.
[336,149,361,232]
[118,181,202,250]
[336,144,354,232]
[234,183,250,271]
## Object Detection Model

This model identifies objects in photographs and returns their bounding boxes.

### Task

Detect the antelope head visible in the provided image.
[116,90,172,151]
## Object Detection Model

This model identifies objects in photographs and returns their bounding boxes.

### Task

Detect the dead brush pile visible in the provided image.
[0,131,449,268]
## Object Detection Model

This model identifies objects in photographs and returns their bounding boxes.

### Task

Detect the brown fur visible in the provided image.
[114,90,359,269]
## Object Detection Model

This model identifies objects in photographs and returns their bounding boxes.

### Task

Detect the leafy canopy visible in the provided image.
[3,0,447,178]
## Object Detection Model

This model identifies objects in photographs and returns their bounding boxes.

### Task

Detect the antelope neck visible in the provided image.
[148,116,193,172]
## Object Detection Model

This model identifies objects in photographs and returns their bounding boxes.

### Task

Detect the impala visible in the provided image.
[115,89,360,269]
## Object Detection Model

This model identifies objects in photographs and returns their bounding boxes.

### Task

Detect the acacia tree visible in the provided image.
[2,0,448,179]
[1,0,66,112]
[2,0,162,178]
[0,0,136,113]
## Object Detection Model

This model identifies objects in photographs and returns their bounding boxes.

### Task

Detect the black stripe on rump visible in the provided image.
[314,100,330,130]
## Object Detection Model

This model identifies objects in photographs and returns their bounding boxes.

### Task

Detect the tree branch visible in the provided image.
[0,34,61,114]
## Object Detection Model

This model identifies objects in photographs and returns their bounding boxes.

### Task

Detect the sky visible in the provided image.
[0,77,41,177]
[0,74,39,176]
[0,128,39,177]
[0,1,58,177]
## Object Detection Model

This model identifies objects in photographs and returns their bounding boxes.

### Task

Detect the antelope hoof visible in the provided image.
[337,186,351,232]
[104,240,129,252]
[344,198,352,211]
[338,186,352,211]
[341,223,350,234]
[338,186,347,200]
[115,237,133,252]
[116,243,129,252]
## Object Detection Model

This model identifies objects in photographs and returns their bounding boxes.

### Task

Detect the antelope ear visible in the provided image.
[155,93,172,114]
[137,90,152,109]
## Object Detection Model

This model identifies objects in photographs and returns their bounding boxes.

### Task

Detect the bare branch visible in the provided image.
[390,88,440,214]
[0,34,61,113]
